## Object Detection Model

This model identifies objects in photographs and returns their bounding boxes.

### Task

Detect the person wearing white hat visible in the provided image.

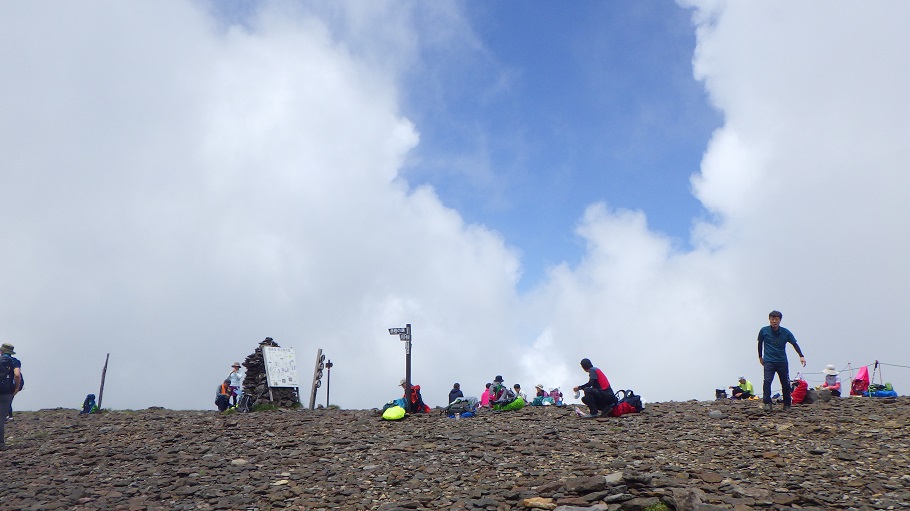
[228,362,244,406]
[820,365,841,397]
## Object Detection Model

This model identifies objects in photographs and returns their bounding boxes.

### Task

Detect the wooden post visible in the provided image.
[97,353,110,411]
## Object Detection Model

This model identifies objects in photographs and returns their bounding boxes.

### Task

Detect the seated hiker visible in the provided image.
[490,376,513,402]
[820,365,841,397]
[448,382,463,404]
[479,383,493,408]
[851,366,869,396]
[549,388,564,405]
[513,383,527,401]
[216,379,232,412]
[530,384,556,406]
[400,379,430,413]
[790,378,809,405]
[80,394,97,415]
[489,375,523,410]
[729,376,754,399]
[573,358,617,418]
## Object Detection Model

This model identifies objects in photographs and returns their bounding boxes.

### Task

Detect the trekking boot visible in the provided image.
[783,404,791,412]
[763,403,772,412]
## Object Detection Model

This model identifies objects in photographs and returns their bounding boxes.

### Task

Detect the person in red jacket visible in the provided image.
[400,379,430,413]
[572,358,617,418]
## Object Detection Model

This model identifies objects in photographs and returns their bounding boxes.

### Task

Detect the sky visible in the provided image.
[2,1,909,411]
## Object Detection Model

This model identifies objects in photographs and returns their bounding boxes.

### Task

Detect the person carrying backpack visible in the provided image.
[0,343,23,449]
[573,358,617,418]
[400,379,430,413]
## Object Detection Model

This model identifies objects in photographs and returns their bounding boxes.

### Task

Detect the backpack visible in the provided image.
[444,398,475,416]
[609,389,643,417]
[236,393,255,413]
[382,405,406,421]
[0,357,15,394]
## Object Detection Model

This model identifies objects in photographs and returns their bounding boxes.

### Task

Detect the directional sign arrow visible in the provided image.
[388,327,408,335]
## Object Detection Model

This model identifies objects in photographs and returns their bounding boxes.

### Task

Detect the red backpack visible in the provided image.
[609,389,643,417]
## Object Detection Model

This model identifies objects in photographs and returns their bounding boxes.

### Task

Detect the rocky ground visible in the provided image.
[2,397,909,511]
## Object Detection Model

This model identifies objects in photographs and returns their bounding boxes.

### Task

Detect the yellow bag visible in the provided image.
[382,405,406,420]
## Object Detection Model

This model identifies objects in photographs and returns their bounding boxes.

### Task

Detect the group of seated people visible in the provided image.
[720,364,842,404]
[440,377,566,413]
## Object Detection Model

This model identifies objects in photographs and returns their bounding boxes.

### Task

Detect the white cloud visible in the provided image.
[0,2,523,410]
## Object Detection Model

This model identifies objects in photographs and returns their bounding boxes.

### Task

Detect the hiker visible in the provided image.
[513,383,527,401]
[448,383,463,404]
[490,376,524,411]
[215,379,232,412]
[573,358,617,418]
[228,362,244,406]
[757,310,806,412]
[550,388,564,405]
[820,365,841,397]
[1,343,23,449]
[479,383,493,408]
[534,384,549,399]
[489,376,511,403]
[729,376,754,399]
[80,394,98,415]
[400,379,430,413]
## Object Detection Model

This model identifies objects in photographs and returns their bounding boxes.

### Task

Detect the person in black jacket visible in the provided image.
[447,383,463,405]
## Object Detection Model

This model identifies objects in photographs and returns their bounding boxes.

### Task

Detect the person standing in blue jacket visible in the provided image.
[0,343,23,449]
[758,310,806,412]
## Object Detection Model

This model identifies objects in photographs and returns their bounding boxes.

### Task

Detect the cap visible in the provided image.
[399,379,408,386]
[535,384,544,390]
[232,362,241,368]
[0,343,15,355]
[822,365,839,376]
[493,375,504,383]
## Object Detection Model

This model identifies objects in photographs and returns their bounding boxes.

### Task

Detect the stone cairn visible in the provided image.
[240,337,300,408]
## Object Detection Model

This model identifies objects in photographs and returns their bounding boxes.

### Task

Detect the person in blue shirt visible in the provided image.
[757,310,806,412]
[0,343,23,449]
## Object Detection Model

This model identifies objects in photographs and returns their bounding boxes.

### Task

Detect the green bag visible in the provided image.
[382,405,406,420]
[495,396,525,411]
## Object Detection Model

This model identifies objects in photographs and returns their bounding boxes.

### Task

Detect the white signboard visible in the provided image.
[262,347,300,387]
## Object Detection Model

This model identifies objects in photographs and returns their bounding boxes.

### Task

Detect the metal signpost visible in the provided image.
[325,359,333,408]
[309,349,326,410]
[388,324,412,398]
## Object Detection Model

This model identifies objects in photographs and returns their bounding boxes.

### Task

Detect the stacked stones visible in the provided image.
[240,337,300,408]
[4,398,910,509]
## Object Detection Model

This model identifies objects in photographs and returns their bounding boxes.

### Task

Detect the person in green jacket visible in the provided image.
[729,376,754,399]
